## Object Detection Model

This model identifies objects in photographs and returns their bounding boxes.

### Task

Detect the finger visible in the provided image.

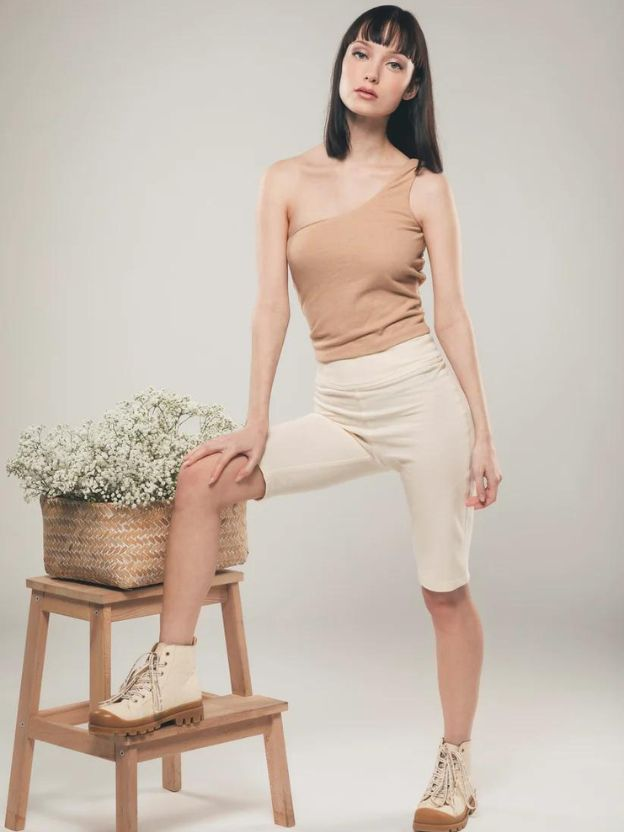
[181,443,218,469]
[476,472,487,505]
[484,479,498,506]
[465,478,478,508]
[482,468,499,506]
[465,495,486,509]
[465,476,485,505]
[181,455,203,469]
[467,476,497,509]
[208,451,237,485]
[234,458,256,483]
[465,475,486,508]
[181,451,202,468]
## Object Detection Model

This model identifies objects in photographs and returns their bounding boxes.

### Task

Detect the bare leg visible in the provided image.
[159,454,267,644]
[421,583,484,746]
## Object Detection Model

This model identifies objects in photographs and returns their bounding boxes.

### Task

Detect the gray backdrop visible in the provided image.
[1,2,621,830]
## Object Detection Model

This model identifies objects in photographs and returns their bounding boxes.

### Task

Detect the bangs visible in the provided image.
[353,8,418,63]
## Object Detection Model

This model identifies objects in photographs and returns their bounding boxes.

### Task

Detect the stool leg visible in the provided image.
[263,714,295,827]
[161,754,181,792]
[221,581,253,695]
[89,604,112,706]
[4,589,50,830]
[115,745,138,832]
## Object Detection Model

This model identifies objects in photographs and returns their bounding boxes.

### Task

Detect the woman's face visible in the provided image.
[339,36,416,118]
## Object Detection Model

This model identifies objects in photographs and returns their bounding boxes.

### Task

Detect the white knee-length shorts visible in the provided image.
[254,332,477,592]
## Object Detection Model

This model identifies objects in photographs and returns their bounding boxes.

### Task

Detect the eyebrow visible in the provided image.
[351,39,406,58]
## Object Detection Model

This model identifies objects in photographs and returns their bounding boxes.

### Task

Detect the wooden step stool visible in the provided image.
[4,570,295,831]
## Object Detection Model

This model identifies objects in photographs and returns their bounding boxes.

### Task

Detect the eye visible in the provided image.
[352,49,367,59]
[388,61,404,70]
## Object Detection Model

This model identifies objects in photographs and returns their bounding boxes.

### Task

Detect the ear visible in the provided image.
[403,84,419,102]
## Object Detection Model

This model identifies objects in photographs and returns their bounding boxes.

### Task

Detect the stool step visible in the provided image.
[26,570,243,604]
[30,692,289,760]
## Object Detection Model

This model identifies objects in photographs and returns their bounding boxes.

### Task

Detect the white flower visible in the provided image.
[5,386,240,507]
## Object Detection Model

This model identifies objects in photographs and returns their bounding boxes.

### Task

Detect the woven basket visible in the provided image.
[40,495,248,589]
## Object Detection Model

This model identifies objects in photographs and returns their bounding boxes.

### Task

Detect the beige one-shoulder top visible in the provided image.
[286,157,430,363]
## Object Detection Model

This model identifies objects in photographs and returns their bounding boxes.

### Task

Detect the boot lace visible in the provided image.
[421,742,476,810]
[99,648,167,712]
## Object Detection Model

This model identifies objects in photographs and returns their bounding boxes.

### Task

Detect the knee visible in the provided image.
[174,457,221,509]
[422,584,468,623]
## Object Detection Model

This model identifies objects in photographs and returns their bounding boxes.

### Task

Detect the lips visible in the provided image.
[355,87,377,98]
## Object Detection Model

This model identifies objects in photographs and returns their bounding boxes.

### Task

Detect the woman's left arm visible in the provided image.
[410,169,503,509]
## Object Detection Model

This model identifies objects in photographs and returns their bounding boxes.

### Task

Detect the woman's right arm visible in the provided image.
[245,159,292,429]
[179,161,292,480]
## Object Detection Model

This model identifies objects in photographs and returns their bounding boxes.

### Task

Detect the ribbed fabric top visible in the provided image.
[286,157,430,363]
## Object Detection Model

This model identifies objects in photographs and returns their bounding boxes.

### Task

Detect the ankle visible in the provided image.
[158,636,195,646]
[443,736,471,746]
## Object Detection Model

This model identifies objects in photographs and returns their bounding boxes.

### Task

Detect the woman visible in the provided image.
[89,6,502,831]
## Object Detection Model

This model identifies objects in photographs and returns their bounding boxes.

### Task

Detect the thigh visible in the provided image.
[396,366,476,592]
[255,411,385,501]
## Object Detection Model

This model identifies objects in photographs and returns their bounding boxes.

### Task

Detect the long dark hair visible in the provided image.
[324,5,442,173]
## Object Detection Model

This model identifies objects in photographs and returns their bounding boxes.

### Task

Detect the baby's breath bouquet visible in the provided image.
[6,387,248,589]
[6,386,240,506]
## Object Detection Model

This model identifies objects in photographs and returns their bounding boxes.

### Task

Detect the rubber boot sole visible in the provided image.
[412,801,477,832]
[88,700,204,736]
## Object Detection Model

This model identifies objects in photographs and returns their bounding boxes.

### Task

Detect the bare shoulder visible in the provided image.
[260,145,324,196]
[409,167,456,227]
[413,166,453,198]
[258,157,295,202]
[259,146,328,235]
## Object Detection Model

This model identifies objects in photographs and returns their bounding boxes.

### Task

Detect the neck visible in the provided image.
[343,113,396,165]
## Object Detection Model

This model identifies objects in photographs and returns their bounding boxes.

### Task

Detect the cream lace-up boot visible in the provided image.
[412,737,478,832]
[88,636,204,736]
